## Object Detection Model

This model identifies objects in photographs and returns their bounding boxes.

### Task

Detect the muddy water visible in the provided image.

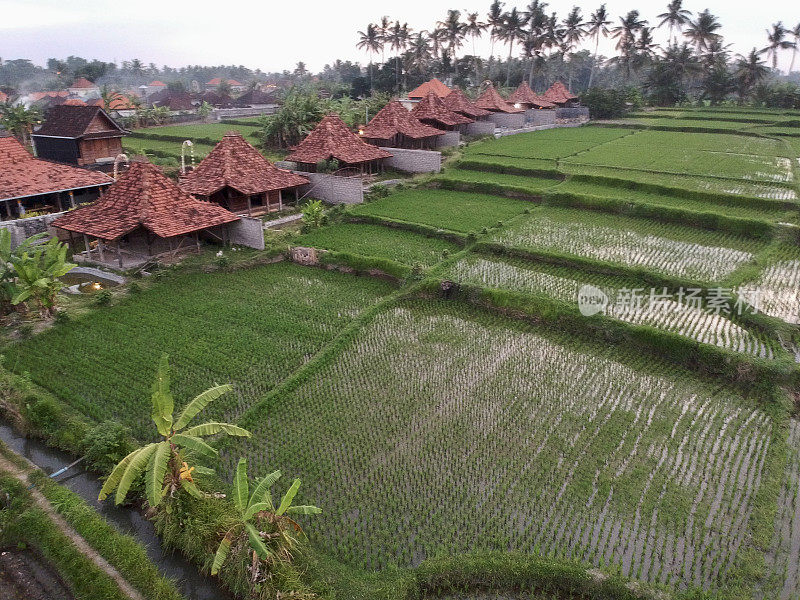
[0,422,229,600]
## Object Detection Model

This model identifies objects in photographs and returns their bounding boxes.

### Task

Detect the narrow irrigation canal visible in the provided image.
[0,422,229,600]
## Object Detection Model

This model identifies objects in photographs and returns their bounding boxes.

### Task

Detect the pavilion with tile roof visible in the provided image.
[286,114,392,173]
[542,81,579,106]
[411,92,473,131]
[508,82,556,109]
[407,78,452,100]
[0,136,112,219]
[360,101,444,149]
[475,84,524,113]
[442,89,492,120]
[181,132,309,215]
[51,160,240,267]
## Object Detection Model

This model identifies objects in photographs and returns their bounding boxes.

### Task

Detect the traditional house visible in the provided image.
[360,101,444,149]
[0,136,112,219]
[67,77,100,99]
[206,78,246,93]
[90,94,138,111]
[32,105,128,170]
[442,89,492,120]
[200,91,233,108]
[51,161,240,268]
[542,81,579,107]
[286,114,391,173]
[148,89,194,111]
[233,89,280,108]
[475,84,524,114]
[508,82,556,109]
[0,91,7,103]
[147,80,167,96]
[411,92,473,132]
[408,78,452,100]
[180,132,308,216]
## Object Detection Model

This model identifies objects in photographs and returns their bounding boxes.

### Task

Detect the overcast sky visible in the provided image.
[2,0,797,74]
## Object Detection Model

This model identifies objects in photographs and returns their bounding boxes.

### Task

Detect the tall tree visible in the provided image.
[561,7,585,90]
[524,1,549,87]
[437,10,467,79]
[378,16,391,64]
[357,24,382,91]
[611,10,646,81]
[499,8,528,86]
[734,49,769,100]
[656,0,692,45]
[684,9,722,52]
[761,22,795,71]
[791,23,800,74]
[465,12,487,83]
[586,4,611,88]
[387,22,412,92]
[408,32,433,78]
[486,0,506,78]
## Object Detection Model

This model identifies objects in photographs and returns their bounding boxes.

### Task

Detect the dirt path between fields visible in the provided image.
[0,453,146,600]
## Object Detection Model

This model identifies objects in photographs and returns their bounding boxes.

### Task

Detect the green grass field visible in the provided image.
[462,126,634,160]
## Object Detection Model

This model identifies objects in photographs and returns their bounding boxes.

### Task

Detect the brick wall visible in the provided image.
[383,148,442,174]
[487,112,526,129]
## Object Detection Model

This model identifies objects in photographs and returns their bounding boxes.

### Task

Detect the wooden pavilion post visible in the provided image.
[246,195,252,216]
[194,231,200,252]
[82,234,91,259]
[55,193,63,212]
[97,239,105,263]
[68,191,75,208]
[278,190,282,211]
[116,241,123,268]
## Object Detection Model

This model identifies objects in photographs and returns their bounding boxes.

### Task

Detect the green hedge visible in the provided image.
[433,178,543,201]
[456,159,564,179]
[345,214,469,246]
[317,250,411,281]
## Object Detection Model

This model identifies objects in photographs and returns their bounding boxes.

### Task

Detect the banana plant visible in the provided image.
[99,355,250,507]
[11,236,75,318]
[211,457,321,577]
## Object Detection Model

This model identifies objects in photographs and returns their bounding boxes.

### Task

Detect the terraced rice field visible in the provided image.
[437,168,562,195]
[489,207,761,282]
[446,254,776,357]
[6,263,394,438]
[744,250,800,325]
[349,189,531,233]
[235,301,774,590]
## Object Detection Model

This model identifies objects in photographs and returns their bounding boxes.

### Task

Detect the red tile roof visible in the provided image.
[286,114,392,165]
[28,91,69,102]
[0,137,112,202]
[206,78,242,86]
[63,98,87,106]
[90,94,137,110]
[543,81,578,104]
[69,77,97,89]
[181,132,308,196]
[34,105,127,139]
[149,80,166,87]
[407,78,452,99]
[0,92,7,103]
[475,84,523,113]
[51,161,239,240]
[508,82,556,108]
[411,92,473,128]
[361,101,444,141]
[442,89,492,118]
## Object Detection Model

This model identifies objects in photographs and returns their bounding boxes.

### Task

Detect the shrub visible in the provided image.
[94,289,112,306]
[82,421,133,473]
[580,88,632,119]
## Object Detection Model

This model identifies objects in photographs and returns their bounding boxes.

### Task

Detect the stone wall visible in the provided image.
[383,148,442,174]
[226,217,265,250]
[487,112,526,129]
[0,212,66,249]
[296,172,364,205]
[556,107,590,119]
[433,131,460,148]
[464,121,496,136]
[525,109,557,126]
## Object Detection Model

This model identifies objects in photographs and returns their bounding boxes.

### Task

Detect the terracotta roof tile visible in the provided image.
[361,101,444,140]
[206,78,242,86]
[51,161,239,240]
[181,132,308,196]
[543,81,578,104]
[63,98,87,106]
[0,137,112,201]
[442,89,492,118]
[69,78,97,89]
[149,80,166,86]
[475,84,523,113]
[34,105,127,139]
[28,91,69,102]
[91,94,137,110]
[407,78,452,99]
[508,82,556,108]
[0,92,7,103]
[286,114,392,165]
[411,92,473,128]
[148,89,194,111]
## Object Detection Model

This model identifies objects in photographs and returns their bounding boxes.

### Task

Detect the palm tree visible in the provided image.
[586,4,611,88]
[486,0,506,76]
[465,12,487,83]
[684,9,721,52]
[656,0,691,45]
[408,32,433,77]
[499,7,528,86]
[790,23,800,74]
[702,38,731,69]
[211,458,320,580]
[357,24,382,91]
[524,1,548,87]
[99,356,251,508]
[378,16,391,64]
[561,7,585,91]
[0,102,41,146]
[387,22,412,92]
[611,10,647,52]
[761,22,795,71]
[735,49,770,100]
[438,10,467,79]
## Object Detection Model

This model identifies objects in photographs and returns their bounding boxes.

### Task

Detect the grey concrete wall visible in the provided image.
[487,112,526,129]
[465,121,496,136]
[296,172,364,205]
[215,106,277,120]
[0,212,66,249]
[556,107,590,119]
[227,217,265,250]
[525,109,557,125]
[383,148,441,174]
[433,131,460,148]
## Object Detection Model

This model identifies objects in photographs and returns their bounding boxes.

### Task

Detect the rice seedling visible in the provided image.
[233,300,774,592]
[446,254,776,357]
[435,169,562,196]
[742,248,800,325]
[489,207,762,283]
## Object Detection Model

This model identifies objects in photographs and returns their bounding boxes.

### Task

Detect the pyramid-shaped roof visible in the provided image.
[411,92,473,128]
[70,77,98,89]
[361,101,444,141]
[181,132,308,196]
[475,84,523,113]
[508,82,556,108]
[442,89,492,118]
[51,161,239,240]
[543,81,578,103]
[286,114,392,165]
[408,78,452,100]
